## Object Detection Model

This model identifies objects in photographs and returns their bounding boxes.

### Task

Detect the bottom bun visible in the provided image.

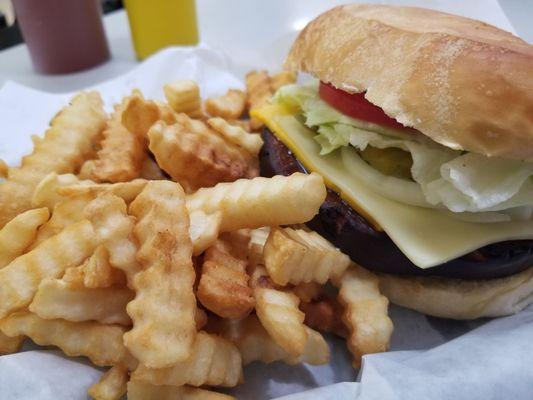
[378,267,533,320]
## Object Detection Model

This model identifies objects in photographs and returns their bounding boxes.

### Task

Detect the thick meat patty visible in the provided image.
[260,127,533,280]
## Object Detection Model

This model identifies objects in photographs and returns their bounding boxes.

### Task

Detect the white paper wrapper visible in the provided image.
[0,2,531,399]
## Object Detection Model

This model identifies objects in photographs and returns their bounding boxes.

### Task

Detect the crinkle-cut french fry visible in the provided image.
[31,194,93,248]
[251,265,308,357]
[132,331,242,388]
[121,90,176,140]
[245,70,272,131]
[56,179,148,203]
[0,220,97,319]
[0,207,49,268]
[335,265,393,368]
[185,172,326,232]
[254,287,308,357]
[189,210,222,256]
[88,364,129,400]
[84,194,140,284]
[292,282,323,303]
[32,172,80,210]
[204,89,246,120]
[209,314,329,366]
[29,277,133,325]
[0,92,107,228]
[207,117,264,156]
[127,381,236,400]
[148,119,258,192]
[164,80,203,119]
[300,297,348,338]
[63,245,126,289]
[0,312,128,366]
[0,331,25,355]
[264,227,350,285]
[219,230,252,260]
[79,100,146,183]
[140,156,166,180]
[125,181,196,368]
[248,227,270,266]
[228,119,252,132]
[197,237,254,319]
[270,71,298,92]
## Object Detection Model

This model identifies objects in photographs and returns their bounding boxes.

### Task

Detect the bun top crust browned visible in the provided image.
[285,5,533,161]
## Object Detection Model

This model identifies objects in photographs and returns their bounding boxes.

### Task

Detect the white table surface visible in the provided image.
[0,0,531,94]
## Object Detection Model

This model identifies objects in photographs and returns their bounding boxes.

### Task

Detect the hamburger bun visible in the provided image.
[285,4,533,161]
[378,266,533,319]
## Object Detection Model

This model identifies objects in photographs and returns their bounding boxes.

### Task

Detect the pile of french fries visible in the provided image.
[0,70,393,399]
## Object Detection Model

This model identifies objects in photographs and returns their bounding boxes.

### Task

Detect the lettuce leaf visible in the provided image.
[272,83,533,218]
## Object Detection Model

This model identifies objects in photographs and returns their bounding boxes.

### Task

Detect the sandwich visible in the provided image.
[252,4,533,319]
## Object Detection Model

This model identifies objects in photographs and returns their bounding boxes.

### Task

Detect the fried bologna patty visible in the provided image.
[259,128,533,280]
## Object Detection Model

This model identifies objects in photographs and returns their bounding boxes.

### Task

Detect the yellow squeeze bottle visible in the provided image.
[124,0,199,60]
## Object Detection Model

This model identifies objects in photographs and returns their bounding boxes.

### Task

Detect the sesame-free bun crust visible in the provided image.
[285,5,533,161]
[378,267,533,319]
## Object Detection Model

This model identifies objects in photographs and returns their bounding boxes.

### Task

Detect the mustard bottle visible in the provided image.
[124,0,199,60]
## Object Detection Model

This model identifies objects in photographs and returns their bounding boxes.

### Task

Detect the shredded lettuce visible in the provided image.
[272,83,533,219]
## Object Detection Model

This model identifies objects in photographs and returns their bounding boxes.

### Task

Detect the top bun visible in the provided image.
[285,5,533,161]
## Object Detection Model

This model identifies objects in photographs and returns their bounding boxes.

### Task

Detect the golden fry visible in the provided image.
[132,331,242,388]
[0,92,106,227]
[336,265,393,368]
[185,172,326,232]
[207,117,264,156]
[228,119,252,132]
[121,90,175,140]
[79,99,146,183]
[31,172,80,210]
[148,118,258,192]
[0,312,128,366]
[56,179,148,203]
[88,364,129,400]
[84,194,140,284]
[197,237,254,319]
[270,71,297,92]
[164,80,203,119]
[251,265,308,357]
[248,227,270,267]
[0,207,49,268]
[300,297,347,338]
[264,227,350,285]
[125,181,196,368]
[127,381,235,400]
[204,89,246,120]
[63,245,126,289]
[189,210,222,256]
[209,314,329,366]
[245,70,272,130]
[0,331,25,355]
[29,277,133,325]
[32,194,93,247]
[0,220,97,318]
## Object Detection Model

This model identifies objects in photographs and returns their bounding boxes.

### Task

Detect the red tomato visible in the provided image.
[319,81,408,130]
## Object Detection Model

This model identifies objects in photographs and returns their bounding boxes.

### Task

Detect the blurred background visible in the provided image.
[0,0,531,93]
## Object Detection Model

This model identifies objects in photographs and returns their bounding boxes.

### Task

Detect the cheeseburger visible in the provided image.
[252,5,533,319]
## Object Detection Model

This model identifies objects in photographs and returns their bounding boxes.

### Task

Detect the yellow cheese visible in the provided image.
[252,104,533,269]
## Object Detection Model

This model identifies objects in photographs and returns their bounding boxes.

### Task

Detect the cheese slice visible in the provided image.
[253,104,533,269]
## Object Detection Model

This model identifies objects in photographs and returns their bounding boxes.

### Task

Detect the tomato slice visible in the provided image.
[319,81,407,130]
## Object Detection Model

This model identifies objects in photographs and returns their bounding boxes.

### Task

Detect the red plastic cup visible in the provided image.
[12,0,110,74]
